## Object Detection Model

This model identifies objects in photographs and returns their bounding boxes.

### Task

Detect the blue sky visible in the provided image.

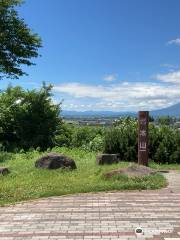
[1,0,180,111]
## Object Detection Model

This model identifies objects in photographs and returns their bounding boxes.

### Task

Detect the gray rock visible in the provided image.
[0,167,9,175]
[104,163,157,178]
[35,153,77,170]
[97,154,119,165]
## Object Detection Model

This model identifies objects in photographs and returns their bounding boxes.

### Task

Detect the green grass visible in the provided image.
[0,147,167,206]
[150,162,180,171]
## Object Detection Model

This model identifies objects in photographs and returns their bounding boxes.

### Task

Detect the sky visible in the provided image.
[1,0,180,112]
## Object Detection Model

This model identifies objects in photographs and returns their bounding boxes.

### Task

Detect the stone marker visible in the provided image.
[138,111,149,166]
[35,153,77,170]
[0,167,9,175]
[97,154,119,165]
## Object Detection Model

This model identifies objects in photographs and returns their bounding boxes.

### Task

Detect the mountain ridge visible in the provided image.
[62,102,180,117]
[150,102,180,117]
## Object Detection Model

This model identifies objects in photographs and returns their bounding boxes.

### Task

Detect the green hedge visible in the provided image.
[104,118,180,164]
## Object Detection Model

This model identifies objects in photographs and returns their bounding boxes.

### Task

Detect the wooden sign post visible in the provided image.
[138,111,149,166]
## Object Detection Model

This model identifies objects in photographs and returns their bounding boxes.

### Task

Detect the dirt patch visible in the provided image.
[104,163,157,178]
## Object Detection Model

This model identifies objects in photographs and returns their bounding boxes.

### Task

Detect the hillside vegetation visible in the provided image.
[0,85,179,205]
[0,148,166,206]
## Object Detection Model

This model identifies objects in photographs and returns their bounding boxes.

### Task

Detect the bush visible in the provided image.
[80,134,104,152]
[104,117,180,164]
[0,83,62,151]
[54,123,72,147]
[154,143,169,164]
[170,148,180,163]
[89,135,104,152]
[104,118,137,161]
[71,126,104,148]
[0,152,13,163]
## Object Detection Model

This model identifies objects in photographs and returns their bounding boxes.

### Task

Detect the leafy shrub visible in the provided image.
[154,143,169,164]
[104,118,137,161]
[170,148,180,163]
[157,116,172,125]
[149,125,180,164]
[80,134,104,152]
[104,117,180,163]
[89,135,104,152]
[0,152,13,163]
[0,84,62,151]
[54,123,72,147]
[71,126,104,148]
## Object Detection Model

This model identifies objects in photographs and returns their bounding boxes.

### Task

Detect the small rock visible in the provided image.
[97,154,119,165]
[0,167,9,175]
[35,153,77,170]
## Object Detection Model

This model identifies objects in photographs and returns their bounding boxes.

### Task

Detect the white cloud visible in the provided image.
[103,74,118,82]
[167,38,180,46]
[155,70,180,84]
[53,80,180,111]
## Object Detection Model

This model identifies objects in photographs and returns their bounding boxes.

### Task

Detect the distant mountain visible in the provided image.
[150,102,180,117]
[62,102,180,118]
[61,110,136,118]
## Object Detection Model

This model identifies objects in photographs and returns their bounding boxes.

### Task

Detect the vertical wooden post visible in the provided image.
[138,111,149,166]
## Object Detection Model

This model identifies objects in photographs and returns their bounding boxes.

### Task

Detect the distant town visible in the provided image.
[63,116,180,128]
[64,117,116,126]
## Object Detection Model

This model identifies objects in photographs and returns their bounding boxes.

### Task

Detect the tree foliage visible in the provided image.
[54,125,105,152]
[104,117,180,164]
[0,84,61,150]
[104,118,137,161]
[0,0,41,79]
[157,116,172,125]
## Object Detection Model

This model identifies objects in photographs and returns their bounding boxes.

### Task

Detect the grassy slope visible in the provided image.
[0,147,166,206]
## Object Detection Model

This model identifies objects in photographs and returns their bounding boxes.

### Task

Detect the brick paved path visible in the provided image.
[0,171,180,240]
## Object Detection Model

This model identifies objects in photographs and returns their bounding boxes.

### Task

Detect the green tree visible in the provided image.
[54,123,73,147]
[71,126,102,148]
[154,143,169,164]
[158,116,171,125]
[149,115,154,122]
[0,0,41,79]
[104,118,138,161]
[0,84,61,150]
[103,118,179,164]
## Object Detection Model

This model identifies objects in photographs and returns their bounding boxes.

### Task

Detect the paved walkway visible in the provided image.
[0,171,180,240]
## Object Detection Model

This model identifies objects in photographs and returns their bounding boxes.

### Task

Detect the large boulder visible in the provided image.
[35,153,77,170]
[97,154,119,165]
[0,167,9,175]
[104,164,156,178]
